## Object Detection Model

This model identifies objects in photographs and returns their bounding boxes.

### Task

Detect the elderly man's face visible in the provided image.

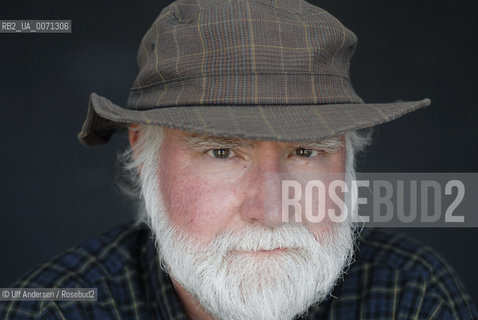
[130,126,354,320]
[157,127,346,244]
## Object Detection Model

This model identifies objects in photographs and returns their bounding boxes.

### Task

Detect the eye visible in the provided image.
[207,148,235,159]
[294,148,318,158]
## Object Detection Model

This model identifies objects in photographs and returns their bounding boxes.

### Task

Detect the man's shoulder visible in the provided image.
[356,228,452,279]
[326,228,478,319]
[9,221,149,289]
[0,221,152,320]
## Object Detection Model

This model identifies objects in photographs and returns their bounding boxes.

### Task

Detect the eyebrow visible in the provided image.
[182,133,255,150]
[295,137,344,152]
[182,132,343,152]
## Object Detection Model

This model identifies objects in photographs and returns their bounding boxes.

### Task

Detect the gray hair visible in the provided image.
[116,125,372,224]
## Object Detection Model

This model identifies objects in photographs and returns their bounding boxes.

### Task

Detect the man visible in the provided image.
[1,0,476,319]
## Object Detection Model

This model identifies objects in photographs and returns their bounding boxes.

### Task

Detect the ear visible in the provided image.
[128,124,141,149]
[128,124,143,175]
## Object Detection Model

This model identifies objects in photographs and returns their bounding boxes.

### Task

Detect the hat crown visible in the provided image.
[128,0,362,109]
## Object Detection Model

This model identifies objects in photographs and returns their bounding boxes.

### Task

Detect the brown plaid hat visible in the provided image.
[78,0,431,146]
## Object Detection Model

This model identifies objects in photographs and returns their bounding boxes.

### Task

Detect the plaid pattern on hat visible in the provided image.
[78,0,431,145]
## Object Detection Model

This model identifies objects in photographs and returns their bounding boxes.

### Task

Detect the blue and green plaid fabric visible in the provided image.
[1,221,476,319]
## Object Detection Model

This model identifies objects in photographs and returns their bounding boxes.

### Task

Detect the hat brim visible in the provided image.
[78,92,431,146]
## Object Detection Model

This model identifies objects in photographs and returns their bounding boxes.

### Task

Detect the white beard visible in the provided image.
[139,167,356,320]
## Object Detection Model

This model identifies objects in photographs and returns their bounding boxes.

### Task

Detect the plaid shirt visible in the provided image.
[1,221,476,319]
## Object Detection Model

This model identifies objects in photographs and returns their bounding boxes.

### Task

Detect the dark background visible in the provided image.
[1,0,477,304]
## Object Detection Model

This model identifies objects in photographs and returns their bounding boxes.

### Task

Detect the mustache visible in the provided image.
[199,223,337,254]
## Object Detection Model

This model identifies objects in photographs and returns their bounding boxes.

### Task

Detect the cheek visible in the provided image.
[159,161,241,235]
[293,149,347,229]
[325,147,347,173]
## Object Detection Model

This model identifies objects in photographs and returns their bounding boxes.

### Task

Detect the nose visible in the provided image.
[239,142,285,227]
